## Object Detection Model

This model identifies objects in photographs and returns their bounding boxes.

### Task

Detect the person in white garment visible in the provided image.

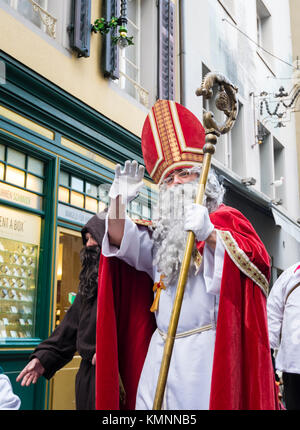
[95,99,278,410]
[0,366,20,409]
[267,262,300,410]
[103,163,223,410]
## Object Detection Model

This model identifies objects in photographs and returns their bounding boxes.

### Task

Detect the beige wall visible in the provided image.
[289,0,300,193]
[0,0,153,138]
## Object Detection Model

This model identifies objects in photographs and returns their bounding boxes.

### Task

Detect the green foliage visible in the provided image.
[92,17,134,46]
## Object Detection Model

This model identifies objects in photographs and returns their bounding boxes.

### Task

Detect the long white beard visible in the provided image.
[151,181,197,287]
[151,176,223,287]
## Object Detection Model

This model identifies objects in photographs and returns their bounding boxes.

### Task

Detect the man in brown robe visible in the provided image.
[16,213,105,410]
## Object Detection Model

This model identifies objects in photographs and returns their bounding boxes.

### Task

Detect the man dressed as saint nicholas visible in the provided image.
[95,99,279,410]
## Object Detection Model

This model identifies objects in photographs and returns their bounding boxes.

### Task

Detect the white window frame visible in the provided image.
[118,0,149,107]
[4,0,58,38]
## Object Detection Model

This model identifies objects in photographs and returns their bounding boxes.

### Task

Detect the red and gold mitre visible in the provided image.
[141,99,205,184]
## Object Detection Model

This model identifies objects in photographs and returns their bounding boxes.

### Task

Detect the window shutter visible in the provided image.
[158,0,175,100]
[69,0,92,58]
[103,0,120,80]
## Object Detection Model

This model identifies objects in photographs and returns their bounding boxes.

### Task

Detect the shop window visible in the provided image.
[27,156,44,176]
[0,163,4,180]
[0,144,45,210]
[0,205,41,340]
[70,191,84,208]
[128,185,152,220]
[7,147,25,169]
[58,171,109,214]
[58,171,153,221]
[0,144,4,159]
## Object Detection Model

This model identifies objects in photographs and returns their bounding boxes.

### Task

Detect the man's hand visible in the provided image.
[109,160,145,205]
[184,204,215,242]
[16,358,45,386]
[92,353,96,366]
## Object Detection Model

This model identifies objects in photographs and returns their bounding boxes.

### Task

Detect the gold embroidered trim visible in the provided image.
[217,230,269,297]
[133,219,153,227]
[193,248,203,274]
[151,100,204,183]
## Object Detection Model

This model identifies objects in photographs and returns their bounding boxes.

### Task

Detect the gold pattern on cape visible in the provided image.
[217,230,269,296]
[150,274,166,313]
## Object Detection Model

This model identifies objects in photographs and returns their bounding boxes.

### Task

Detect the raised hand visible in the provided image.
[109,160,145,205]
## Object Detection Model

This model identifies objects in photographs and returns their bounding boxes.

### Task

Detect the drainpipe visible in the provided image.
[179,0,186,106]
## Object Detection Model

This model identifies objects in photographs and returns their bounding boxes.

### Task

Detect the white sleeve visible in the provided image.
[203,232,225,296]
[102,214,154,279]
[0,374,21,410]
[267,276,286,350]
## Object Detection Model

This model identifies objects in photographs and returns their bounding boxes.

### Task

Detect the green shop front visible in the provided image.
[0,52,153,409]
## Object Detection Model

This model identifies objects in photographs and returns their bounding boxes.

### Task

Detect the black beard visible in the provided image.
[78,245,101,302]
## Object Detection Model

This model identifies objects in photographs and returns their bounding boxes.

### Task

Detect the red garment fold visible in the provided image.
[96,205,279,410]
[95,255,156,410]
[205,205,278,409]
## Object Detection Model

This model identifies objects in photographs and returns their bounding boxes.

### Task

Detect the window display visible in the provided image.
[0,239,38,339]
[0,205,41,340]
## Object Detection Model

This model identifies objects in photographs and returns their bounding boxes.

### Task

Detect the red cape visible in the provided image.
[96,205,279,410]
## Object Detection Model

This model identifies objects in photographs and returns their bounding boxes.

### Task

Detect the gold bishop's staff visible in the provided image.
[152,72,238,410]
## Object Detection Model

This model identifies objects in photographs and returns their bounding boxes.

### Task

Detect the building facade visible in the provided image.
[0,0,299,410]
[0,0,180,409]
[181,0,300,281]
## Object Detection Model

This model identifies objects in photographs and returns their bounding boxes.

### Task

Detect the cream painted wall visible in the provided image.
[0,0,151,138]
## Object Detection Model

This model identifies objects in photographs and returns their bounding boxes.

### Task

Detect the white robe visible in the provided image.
[267,262,300,374]
[0,374,20,410]
[102,215,225,410]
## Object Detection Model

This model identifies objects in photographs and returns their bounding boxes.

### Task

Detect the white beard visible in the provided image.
[151,176,223,287]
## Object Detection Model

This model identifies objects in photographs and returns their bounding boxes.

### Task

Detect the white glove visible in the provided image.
[184,204,214,241]
[109,160,145,205]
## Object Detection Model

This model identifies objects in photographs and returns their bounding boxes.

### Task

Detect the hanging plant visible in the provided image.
[92,17,118,35]
[92,18,134,48]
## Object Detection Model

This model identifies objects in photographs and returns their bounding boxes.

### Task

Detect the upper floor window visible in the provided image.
[201,63,245,176]
[105,0,175,108]
[118,0,150,106]
[1,0,71,49]
[273,137,285,206]
[256,0,274,72]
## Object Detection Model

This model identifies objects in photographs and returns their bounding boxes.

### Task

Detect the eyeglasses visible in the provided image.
[163,169,198,185]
